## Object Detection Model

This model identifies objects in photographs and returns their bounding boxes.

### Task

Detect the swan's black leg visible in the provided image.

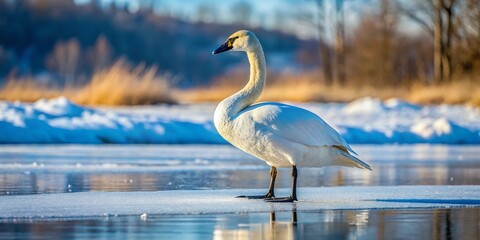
[237,166,277,199]
[266,165,298,202]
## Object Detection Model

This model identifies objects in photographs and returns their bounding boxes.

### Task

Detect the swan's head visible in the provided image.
[212,30,259,54]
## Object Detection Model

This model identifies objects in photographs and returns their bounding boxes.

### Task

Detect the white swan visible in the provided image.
[212,30,371,202]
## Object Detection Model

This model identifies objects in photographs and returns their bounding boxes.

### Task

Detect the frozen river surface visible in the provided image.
[0,144,479,239]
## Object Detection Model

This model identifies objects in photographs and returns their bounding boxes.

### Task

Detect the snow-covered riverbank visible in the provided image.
[0,97,479,144]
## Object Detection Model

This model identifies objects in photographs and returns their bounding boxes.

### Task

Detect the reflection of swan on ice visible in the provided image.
[212,30,372,202]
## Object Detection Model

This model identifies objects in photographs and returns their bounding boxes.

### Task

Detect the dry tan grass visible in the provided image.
[407,80,480,106]
[73,60,174,105]
[176,71,480,107]
[0,78,63,102]
[2,68,479,107]
[176,71,409,103]
[175,74,480,107]
[176,82,408,103]
[0,60,174,106]
[262,81,408,103]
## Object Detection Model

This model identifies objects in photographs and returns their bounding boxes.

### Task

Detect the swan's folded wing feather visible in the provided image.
[245,103,356,154]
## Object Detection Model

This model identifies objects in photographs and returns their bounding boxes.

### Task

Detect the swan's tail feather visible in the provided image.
[333,145,358,156]
[337,152,372,171]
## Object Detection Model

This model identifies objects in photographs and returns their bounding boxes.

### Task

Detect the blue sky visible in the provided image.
[73,0,355,39]
[75,0,314,28]
[75,0,421,40]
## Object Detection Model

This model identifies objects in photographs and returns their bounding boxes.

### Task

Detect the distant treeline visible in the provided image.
[0,0,479,90]
[302,0,480,86]
[0,0,311,87]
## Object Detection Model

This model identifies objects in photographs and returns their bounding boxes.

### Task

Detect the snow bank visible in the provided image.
[0,98,224,144]
[334,98,480,144]
[0,97,479,144]
[1,186,479,219]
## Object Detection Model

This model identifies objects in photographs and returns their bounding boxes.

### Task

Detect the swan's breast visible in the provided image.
[214,106,293,166]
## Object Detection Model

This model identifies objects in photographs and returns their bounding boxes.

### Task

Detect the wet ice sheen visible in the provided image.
[1,145,480,195]
[0,145,479,239]
[1,186,479,219]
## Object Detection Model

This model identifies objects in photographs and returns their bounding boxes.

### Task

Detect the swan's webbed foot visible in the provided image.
[236,192,275,199]
[266,166,298,203]
[265,196,297,203]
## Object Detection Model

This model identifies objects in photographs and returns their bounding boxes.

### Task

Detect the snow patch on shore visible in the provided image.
[0,97,479,144]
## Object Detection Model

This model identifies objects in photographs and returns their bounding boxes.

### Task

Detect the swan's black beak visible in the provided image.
[212,41,232,55]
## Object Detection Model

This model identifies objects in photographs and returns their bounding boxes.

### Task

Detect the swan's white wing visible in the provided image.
[240,102,357,154]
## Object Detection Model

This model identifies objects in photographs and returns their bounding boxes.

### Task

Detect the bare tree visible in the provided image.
[432,0,445,82]
[334,0,346,85]
[316,0,334,85]
[292,1,333,85]
[347,0,432,86]
[379,0,397,84]
[399,0,458,83]
[451,0,480,78]
[308,0,347,85]
[443,0,455,80]
[89,35,113,72]
[231,1,253,26]
[46,39,81,86]
[433,0,458,82]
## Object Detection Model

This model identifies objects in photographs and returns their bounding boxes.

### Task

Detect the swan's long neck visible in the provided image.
[219,46,266,118]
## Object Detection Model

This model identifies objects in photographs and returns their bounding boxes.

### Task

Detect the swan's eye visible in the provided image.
[227,36,239,47]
